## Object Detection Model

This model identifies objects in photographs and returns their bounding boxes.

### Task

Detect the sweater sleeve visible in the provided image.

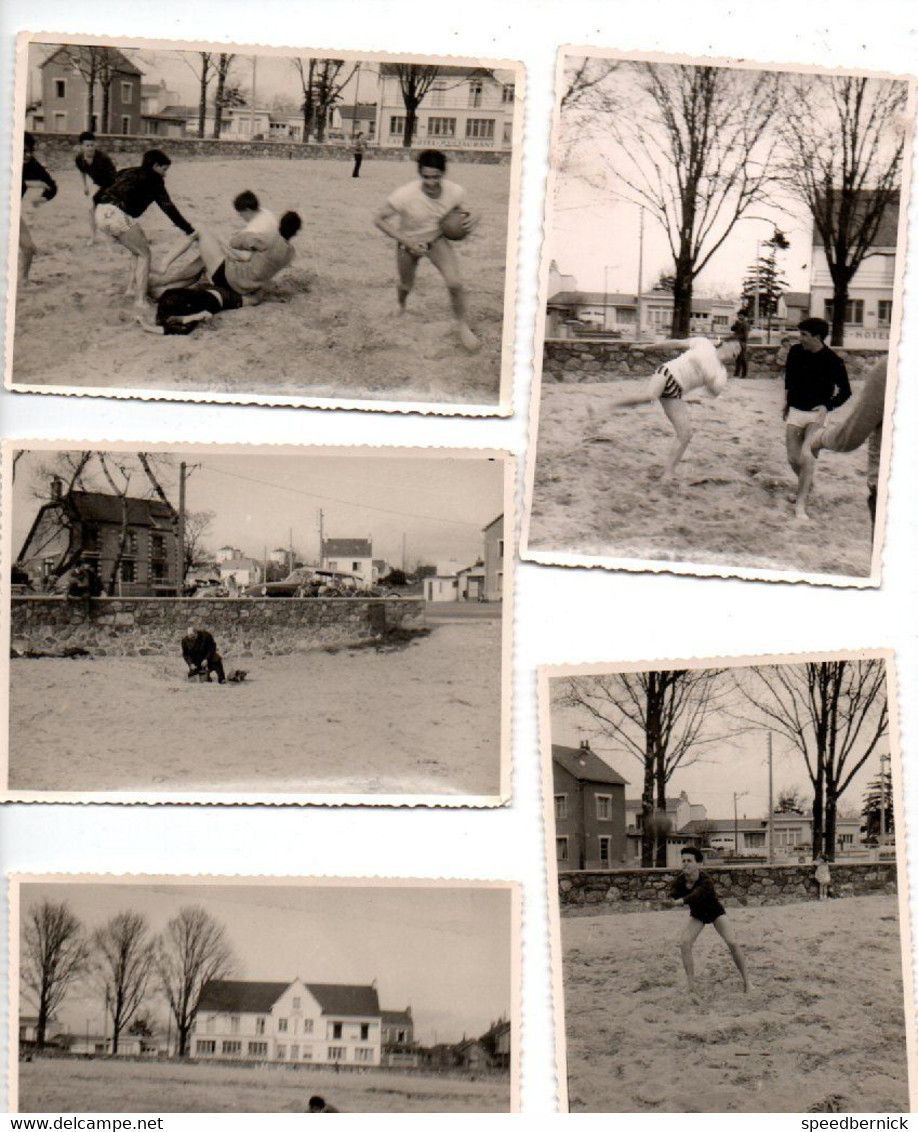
[154,181,194,235]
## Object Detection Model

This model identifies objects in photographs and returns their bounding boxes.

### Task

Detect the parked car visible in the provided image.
[242,568,367,598]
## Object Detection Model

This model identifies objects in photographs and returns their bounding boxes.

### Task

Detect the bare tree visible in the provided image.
[92,911,156,1054]
[595,63,782,335]
[737,660,889,860]
[556,670,734,866]
[560,57,620,114]
[212,53,237,139]
[183,52,216,138]
[775,784,806,814]
[291,57,317,142]
[311,59,359,143]
[22,900,90,1050]
[157,906,235,1058]
[183,510,216,572]
[777,74,907,346]
[391,64,440,148]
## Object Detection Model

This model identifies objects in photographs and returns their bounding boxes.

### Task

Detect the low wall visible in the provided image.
[30,131,512,167]
[559,862,897,915]
[543,339,888,383]
[10,596,425,657]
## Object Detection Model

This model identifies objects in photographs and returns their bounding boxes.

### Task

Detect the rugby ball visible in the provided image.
[440,207,471,241]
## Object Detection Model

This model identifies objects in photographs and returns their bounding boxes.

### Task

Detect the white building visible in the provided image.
[217,557,262,587]
[321,538,374,586]
[193,979,383,1066]
[376,64,515,151]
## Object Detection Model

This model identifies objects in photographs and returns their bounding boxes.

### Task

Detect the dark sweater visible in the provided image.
[95,166,193,234]
[670,871,726,923]
[784,343,851,413]
[22,156,57,200]
[75,149,118,191]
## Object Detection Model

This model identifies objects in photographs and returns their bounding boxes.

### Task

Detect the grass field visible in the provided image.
[17,1057,512,1113]
[12,156,511,406]
[7,622,502,796]
[561,896,909,1113]
[527,377,877,579]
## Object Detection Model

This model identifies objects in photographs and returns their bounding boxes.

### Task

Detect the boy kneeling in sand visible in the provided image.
[181,627,225,684]
[670,846,749,993]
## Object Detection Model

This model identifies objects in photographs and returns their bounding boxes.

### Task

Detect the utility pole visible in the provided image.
[767,732,774,864]
[289,526,294,572]
[879,752,891,846]
[636,206,645,338]
[177,461,187,594]
[402,532,407,571]
[317,508,324,564]
[733,791,748,857]
[754,240,761,327]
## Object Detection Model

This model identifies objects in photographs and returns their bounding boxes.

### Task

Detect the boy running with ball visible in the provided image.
[373,148,480,353]
[671,846,749,994]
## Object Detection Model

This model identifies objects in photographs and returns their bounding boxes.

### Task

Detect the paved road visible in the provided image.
[425,601,502,621]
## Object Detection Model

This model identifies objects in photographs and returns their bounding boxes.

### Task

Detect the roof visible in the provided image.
[219,558,260,571]
[483,514,503,533]
[306,983,380,1018]
[783,291,811,306]
[323,538,372,557]
[552,744,628,786]
[382,1009,413,1025]
[680,818,767,834]
[339,104,377,121]
[198,980,289,1013]
[67,491,176,528]
[41,45,143,77]
[379,63,495,80]
[626,796,689,812]
[812,190,900,249]
[548,290,637,308]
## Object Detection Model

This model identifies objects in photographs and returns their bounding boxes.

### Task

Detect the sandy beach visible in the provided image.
[561,895,909,1112]
[12,156,511,406]
[17,1057,511,1113]
[528,377,876,578]
[7,621,502,796]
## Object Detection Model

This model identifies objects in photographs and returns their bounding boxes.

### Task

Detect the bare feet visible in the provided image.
[133,312,163,335]
[458,323,480,353]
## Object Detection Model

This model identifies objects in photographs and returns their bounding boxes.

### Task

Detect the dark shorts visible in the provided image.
[691,903,726,925]
[211,262,244,311]
[659,366,683,400]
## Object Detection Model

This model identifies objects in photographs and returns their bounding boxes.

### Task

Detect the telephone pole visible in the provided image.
[767,732,774,864]
[177,461,187,593]
[317,508,325,563]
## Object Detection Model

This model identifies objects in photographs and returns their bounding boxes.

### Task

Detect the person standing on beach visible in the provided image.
[586,335,743,478]
[814,855,831,901]
[670,846,749,994]
[352,131,366,178]
[74,131,118,244]
[20,132,58,286]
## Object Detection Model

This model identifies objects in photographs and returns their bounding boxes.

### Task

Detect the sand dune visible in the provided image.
[561,896,909,1112]
[7,622,502,796]
[12,157,510,406]
[528,378,876,578]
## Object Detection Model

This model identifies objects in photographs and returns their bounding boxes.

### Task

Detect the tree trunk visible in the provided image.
[824,784,838,863]
[178,1023,190,1058]
[316,104,327,144]
[86,79,96,131]
[213,67,226,139]
[404,100,418,148]
[303,60,315,143]
[37,994,50,1051]
[198,74,208,139]
[107,498,129,596]
[671,249,694,337]
[654,754,667,868]
[101,82,111,134]
[811,762,824,859]
[829,268,850,348]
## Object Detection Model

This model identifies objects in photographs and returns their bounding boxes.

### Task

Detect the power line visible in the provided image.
[199,463,488,529]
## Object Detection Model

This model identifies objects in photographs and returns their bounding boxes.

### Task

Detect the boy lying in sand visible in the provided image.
[670,846,749,994]
[586,336,743,478]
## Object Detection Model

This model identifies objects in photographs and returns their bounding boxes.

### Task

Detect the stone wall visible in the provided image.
[542,339,888,383]
[10,596,425,657]
[559,862,897,916]
[30,132,512,168]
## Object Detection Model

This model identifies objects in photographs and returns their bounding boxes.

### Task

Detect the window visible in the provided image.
[390,115,406,137]
[596,794,612,821]
[355,1048,373,1062]
[745,831,766,848]
[291,1044,300,1060]
[498,539,504,558]
[556,836,569,862]
[53,112,67,131]
[328,1046,346,1061]
[276,1044,286,1059]
[554,795,568,821]
[151,560,168,583]
[125,531,138,554]
[598,836,611,864]
[396,1028,407,1043]
[54,79,66,99]
[838,833,854,847]
[196,1040,215,1055]
[292,997,301,1011]
[121,81,133,102]
[502,84,515,103]
[303,1019,313,1034]
[120,559,136,583]
[248,1041,268,1057]
[824,299,864,326]
[351,561,360,571]
[878,299,893,328]
[255,1017,266,1036]
[278,1018,288,1033]
[222,1040,241,1055]
[302,1046,313,1060]
[121,115,131,134]
[204,1016,215,1035]
[332,1022,343,1040]
[151,534,167,559]
[503,121,512,145]
[466,118,495,140]
[427,116,456,138]
[468,81,483,108]
[360,1023,370,1041]
[429,81,447,108]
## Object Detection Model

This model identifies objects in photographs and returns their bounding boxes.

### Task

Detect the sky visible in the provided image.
[11,450,506,571]
[18,881,514,1046]
[549,661,892,823]
[549,58,904,300]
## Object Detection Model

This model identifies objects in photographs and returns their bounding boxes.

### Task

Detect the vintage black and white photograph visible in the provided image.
[522,48,915,584]
[2,443,511,802]
[540,651,914,1113]
[8,34,522,412]
[10,876,519,1113]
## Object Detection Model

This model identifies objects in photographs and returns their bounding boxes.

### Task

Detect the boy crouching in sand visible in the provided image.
[181,627,226,684]
[670,846,749,993]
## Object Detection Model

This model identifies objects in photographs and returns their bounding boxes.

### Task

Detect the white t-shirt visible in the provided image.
[667,337,728,396]
[387,179,466,244]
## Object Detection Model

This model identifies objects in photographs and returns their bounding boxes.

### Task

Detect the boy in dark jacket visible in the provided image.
[20,132,57,286]
[671,846,749,993]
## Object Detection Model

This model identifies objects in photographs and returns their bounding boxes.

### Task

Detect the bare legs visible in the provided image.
[787,422,822,522]
[18,218,35,286]
[396,238,479,352]
[660,397,693,478]
[680,916,749,993]
[114,224,155,309]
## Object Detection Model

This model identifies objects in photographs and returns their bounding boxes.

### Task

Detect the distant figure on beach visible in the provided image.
[181,628,226,684]
[308,1095,340,1113]
[798,359,886,531]
[814,854,831,901]
[74,131,118,244]
[783,317,851,521]
[670,846,749,994]
[731,315,749,378]
[586,335,743,478]
[373,148,480,353]
[20,132,58,287]
[352,132,366,178]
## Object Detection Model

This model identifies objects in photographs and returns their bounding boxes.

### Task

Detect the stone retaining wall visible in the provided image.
[543,339,888,383]
[10,596,425,657]
[559,862,897,916]
[30,132,511,168]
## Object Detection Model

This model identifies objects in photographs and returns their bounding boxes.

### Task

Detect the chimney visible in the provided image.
[50,476,63,502]
[579,739,591,752]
